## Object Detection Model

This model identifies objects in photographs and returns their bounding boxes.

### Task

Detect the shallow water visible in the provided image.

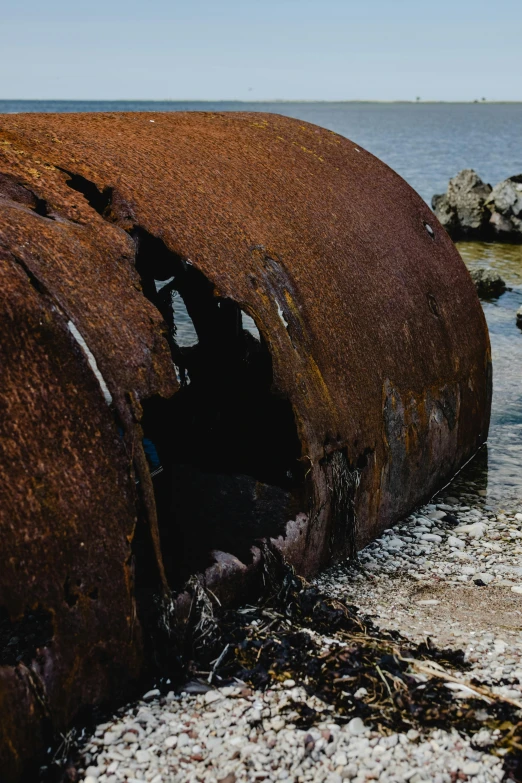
[2,101,521,503]
[455,242,522,507]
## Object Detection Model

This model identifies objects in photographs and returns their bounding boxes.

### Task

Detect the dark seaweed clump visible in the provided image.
[185,548,522,781]
[43,547,522,782]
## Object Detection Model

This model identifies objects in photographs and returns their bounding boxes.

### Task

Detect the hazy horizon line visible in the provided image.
[1,98,522,105]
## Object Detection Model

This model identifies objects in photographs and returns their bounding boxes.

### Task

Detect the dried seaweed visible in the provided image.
[188,551,522,781]
[43,551,522,782]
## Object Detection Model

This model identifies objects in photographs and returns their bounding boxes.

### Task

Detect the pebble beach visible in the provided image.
[64,467,522,783]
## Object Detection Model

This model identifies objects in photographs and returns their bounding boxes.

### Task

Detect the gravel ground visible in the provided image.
[315,483,522,694]
[67,474,522,783]
[77,684,504,783]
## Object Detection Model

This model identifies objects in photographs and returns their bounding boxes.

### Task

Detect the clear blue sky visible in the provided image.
[2,0,521,101]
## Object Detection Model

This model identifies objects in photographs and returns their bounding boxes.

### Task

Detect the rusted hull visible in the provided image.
[0,112,491,779]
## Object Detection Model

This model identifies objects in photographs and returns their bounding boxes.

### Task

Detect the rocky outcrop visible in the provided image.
[432,170,522,242]
[432,170,492,238]
[469,268,506,299]
[487,175,522,239]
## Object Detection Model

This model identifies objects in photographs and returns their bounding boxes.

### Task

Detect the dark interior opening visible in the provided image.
[132,229,304,589]
[52,171,303,598]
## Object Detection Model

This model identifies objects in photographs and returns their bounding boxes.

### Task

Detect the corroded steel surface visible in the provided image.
[0,248,143,781]
[0,112,491,778]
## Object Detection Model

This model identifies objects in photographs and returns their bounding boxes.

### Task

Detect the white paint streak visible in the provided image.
[67,321,113,405]
[276,301,289,329]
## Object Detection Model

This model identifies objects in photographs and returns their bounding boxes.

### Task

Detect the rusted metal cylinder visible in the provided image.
[0,112,491,779]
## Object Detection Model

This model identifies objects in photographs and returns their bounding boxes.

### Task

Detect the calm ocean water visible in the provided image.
[2,100,521,503]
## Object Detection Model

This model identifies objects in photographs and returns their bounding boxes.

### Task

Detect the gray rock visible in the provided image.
[453,521,486,538]
[447,536,465,549]
[421,533,443,543]
[486,175,522,240]
[469,268,506,299]
[432,169,522,242]
[432,170,492,238]
[474,573,494,585]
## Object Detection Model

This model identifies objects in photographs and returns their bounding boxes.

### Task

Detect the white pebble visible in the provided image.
[474,573,494,584]
[204,690,223,704]
[142,688,160,702]
[347,717,366,735]
[447,536,465,549]
[453,522,486,539]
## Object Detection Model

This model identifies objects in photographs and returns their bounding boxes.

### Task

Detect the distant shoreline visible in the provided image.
[1,99,522,105]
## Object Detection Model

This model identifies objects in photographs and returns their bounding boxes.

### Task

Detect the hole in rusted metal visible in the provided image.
[142,294,303,586]
[61,169,113,217]
[427,293,440,318]
[424,221,435,239]
[127,230,303,589]
[44,176,304,596]
[12,254,47,294]
[0,172,53,218]
[169,290,199,348]
[241,311,261,341]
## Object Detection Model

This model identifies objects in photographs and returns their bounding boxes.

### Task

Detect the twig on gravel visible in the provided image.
[208,643,230,683]
[402,657,522,710]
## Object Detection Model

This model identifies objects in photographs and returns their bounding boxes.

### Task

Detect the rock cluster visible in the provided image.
[432,170,522,242]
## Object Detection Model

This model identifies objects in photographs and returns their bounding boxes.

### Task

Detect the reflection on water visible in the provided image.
[452,242,522,508]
